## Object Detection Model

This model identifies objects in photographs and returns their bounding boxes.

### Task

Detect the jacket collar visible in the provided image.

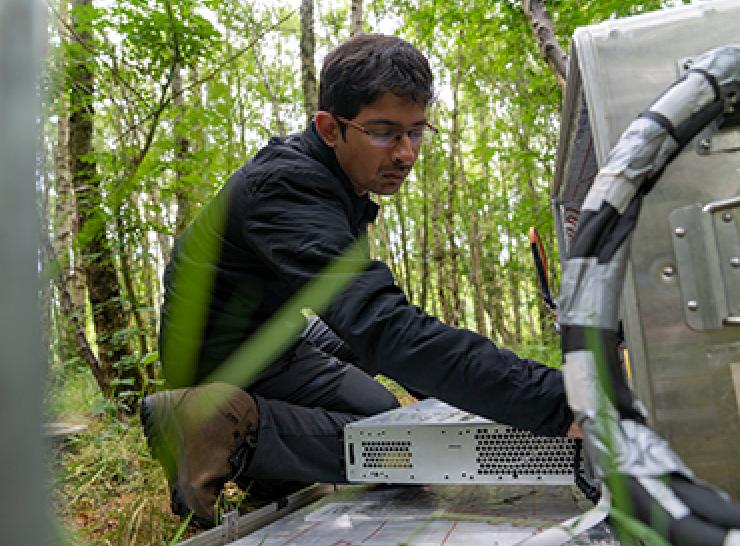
[299,122,378,224]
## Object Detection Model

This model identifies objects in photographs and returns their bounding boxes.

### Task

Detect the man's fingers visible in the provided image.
[566,420,583,438]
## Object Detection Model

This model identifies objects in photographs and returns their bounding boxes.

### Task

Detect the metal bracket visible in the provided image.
[221,511,239,545]
[670,196,740,330]
[696,120,740,156]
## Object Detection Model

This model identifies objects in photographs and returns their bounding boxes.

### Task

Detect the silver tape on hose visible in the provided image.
[563,351,599,417]
[559,251,628,330]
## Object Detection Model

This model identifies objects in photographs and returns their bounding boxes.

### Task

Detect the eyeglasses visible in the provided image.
[333,115,438,148]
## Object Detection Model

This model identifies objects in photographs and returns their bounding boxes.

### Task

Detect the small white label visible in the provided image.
[731,363,740,417]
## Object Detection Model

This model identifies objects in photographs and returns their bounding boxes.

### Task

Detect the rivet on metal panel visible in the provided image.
[662,265,676,278]
[687,300,699,311]
[675,227,687,237]
[731,257,740,268]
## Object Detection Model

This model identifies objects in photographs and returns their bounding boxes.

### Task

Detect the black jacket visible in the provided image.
[160,123,573,436]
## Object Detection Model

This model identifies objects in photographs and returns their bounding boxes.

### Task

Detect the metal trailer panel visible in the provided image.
[344,398,578,486]
[228,484,614,546]
[0,1,49,545]
[553,0,740,498]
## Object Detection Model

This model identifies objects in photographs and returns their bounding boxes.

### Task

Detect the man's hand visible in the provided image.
[566,420,583,438]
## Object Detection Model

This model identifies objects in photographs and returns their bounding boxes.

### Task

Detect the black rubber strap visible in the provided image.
[573,440,600,504]
[562,325,646,424]
[689,67,721,102]
[639,110,678,141]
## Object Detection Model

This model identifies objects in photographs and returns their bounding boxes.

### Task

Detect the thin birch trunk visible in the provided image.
[115,209,149,357]
[431,173,452,323]
[445,44,464,326]
[300,0,317,126]
[252,46,286,137]
[463,164,486,336]
[393,189,414,304]
[173,64,193,238]
[522,0,568,91]
[419,149,430,311]
[380,205,401,281]
[350,0,363,36]
[493,167,515,345]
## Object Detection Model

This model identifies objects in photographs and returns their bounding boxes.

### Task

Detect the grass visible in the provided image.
[48,364,196,546]
[47,364,415,545]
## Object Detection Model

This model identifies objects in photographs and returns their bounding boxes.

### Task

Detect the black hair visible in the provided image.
[318,33,434,125]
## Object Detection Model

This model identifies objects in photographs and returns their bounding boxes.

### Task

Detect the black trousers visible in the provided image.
[243,340,400,483]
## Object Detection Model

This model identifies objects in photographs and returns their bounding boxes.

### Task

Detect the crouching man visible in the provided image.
[142,33,578,527]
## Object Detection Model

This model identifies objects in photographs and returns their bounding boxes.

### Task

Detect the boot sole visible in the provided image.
[141,392,182,487]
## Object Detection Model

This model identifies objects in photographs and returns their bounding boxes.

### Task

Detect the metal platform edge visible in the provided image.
[176,483,334,546]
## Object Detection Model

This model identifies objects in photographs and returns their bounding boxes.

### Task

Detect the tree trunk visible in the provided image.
[300,0,317,126]
[419,148,430,311]
[252,46,286,137]
[139,207,159,357]
[463,164,486,337]
[522,0,568,91]
[375,202,400,280]
[115,208,148,357]
[350,0,363,36]
[509,268,523,345]
[54,0,89,365]
[445,43,464,326]
[393,189,414,304]
[493,167,515,345]
[173,64,193,238]
[431,173,452,323]
[44,237,108,394]
[70,0,131,402]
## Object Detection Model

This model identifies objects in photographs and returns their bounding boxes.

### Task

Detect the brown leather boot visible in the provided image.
[140,383,259,527]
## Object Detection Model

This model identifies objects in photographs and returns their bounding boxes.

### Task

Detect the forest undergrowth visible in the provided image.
[48,364,195,546]
[47,339,556,545]
[47,361,422,545]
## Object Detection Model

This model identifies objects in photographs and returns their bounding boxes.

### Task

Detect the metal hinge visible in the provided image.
[670,195,740,330]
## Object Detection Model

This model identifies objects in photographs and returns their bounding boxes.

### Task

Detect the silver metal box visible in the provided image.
[554,0,740,498]
[345,398,578,485]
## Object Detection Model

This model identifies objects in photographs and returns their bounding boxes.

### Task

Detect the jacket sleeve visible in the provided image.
[302,315,360,365]
[241,177,573,437]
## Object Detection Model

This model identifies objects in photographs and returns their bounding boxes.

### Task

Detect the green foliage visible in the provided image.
[46,359,106,422]
[43,0,688,540]
[51,413,192,545]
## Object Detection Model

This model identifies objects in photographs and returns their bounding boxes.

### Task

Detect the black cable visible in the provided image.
[574,439,601,504]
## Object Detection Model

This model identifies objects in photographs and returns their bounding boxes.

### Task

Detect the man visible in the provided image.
[142,33,577,527]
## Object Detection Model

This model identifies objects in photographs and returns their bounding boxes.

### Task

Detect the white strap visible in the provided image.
[515,488,611,546]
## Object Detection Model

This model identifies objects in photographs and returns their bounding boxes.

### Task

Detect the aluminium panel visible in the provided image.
[555,0,740,498]
[228,484,615,546]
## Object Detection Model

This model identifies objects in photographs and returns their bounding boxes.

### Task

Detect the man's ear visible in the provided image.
[315,111,339,148]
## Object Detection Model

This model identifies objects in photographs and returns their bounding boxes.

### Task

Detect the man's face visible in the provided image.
[329,93,428,196]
